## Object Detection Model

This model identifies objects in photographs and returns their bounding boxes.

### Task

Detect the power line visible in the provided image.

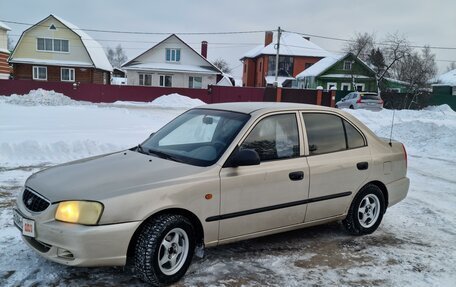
[286,30,456,51]
[0,19,268,35]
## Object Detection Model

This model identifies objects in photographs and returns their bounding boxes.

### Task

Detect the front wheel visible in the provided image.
[134,214,195,286]
[343,184,385,235]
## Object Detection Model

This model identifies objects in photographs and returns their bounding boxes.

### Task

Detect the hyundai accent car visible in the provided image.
[336,92,384,110]
[14,102,409,285]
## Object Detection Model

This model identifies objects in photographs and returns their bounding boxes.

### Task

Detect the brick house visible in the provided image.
[0,21,11,79]
[9,15,112,84]
[241,31,331,87]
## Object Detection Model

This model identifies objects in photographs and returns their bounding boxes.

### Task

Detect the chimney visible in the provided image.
[303,36,310,41]
[264,31,273,46]
[201,41,208,58]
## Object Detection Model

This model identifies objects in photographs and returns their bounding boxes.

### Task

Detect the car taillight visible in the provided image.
[380,99,384,105]
[356,98,362,103]
[402,143,407,168]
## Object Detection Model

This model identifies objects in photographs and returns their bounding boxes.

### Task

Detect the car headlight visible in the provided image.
[55,201,103,225]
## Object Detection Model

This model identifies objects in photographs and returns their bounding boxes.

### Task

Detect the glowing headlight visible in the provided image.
[55,201,103,225]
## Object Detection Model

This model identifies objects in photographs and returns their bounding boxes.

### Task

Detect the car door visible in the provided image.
[218,112,310,240]
[301,112,371,222]
[341,93,351,108]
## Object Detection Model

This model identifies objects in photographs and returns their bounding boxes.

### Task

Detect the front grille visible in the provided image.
[23,188,50,212]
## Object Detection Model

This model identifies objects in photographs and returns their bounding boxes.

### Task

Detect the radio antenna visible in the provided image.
[389,109,396,146]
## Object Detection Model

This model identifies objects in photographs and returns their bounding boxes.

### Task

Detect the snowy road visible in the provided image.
[1,90,455,286]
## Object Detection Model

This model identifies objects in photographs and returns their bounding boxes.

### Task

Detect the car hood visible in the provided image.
[25,150,208,202]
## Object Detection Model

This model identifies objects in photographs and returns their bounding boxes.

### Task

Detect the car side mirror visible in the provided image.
[228,149,260,167]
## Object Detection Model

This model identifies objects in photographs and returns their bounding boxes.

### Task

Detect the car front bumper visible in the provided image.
[15,208,141,267]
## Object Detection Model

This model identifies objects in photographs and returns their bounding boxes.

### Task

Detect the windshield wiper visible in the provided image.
[135,144,149,155]
[148,149,183,163]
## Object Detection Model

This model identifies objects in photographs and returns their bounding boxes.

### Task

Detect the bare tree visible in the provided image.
[212,58,231,74]
[344,32,375,62]
[106,44,128,68]
[446,62,456,72]
[7,36,15,51]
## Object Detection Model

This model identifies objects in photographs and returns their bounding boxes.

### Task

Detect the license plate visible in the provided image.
[13,209,35,238]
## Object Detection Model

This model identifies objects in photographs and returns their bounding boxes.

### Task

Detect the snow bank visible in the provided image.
[0,89,88,106]
[112,93,206,109]
[424,104,455,113]
[151,93,205,108]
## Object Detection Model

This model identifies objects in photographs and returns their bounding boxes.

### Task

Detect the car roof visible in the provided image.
[195,102,335,114]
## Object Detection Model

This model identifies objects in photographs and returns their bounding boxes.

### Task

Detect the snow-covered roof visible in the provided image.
[8,58,95,68]
[123,63,219,74]
[10,15,112,72]
[0,21,11,31]
[52,15,112,72]
[320,74,371,79]
[241,32,331,59]
[123,34,222,74]
[434,69,456,86]
[296,54,343,78]
[265,76,295,87]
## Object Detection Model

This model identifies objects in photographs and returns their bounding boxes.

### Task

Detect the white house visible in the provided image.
[122,34,223,88]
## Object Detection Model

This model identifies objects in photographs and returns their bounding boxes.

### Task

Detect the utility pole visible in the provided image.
[274,26,282,87]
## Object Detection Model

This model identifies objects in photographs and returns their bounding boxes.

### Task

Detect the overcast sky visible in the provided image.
[2,0,455,78]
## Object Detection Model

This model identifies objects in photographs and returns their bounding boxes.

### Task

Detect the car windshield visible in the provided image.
[140,109,250,166]
[361,94,381,100]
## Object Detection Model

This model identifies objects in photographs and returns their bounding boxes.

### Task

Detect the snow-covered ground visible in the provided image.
[0,89,455,286]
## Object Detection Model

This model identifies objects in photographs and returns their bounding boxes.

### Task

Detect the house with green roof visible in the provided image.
[295,52,408,93]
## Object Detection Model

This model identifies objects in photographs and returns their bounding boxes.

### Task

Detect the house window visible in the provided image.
[61,68,75,82]
[33,66,47,80]
[139,73,152,86]
[327,82,337,90]
[268,56,294,77]
[189,76,202,88]
[341,83,351,91]
[160,75,172,87]
[37,38,69,52]
[165,48,181,62]
[355,83,365,92]
[343,60,352,70]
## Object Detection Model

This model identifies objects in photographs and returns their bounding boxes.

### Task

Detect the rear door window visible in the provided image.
[303,113,366,155]
[302,113,346,155]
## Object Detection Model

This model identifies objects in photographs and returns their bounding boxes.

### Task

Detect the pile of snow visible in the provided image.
[0,89,88,106]
[346,105,456,160]
[150,93,205,108]
[112,93,206,109]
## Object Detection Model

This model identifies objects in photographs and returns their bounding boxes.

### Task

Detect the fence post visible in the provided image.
[276,87,282,102]
[330,89,336,107]
[316,86,323,106]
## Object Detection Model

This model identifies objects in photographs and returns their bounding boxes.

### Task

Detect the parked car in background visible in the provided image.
[336,92,384,110]
[14,102,408,286]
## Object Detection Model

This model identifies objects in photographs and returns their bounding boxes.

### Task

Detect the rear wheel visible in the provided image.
[343,184,385,235]
[134,214,195,286]
[349,105,354,109]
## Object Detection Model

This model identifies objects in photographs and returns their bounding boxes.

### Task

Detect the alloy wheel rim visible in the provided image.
[357,194,380,228]
[158,227,189,275]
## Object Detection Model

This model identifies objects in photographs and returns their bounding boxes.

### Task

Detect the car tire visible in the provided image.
[343,184,385,235]
[335,105,339,108]
[134,214,195,286]
[349,105,354,109]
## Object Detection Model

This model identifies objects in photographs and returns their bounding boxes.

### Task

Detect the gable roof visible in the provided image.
[0,21,11,31]
[122,34,222,74]
[241,32,331,59]
[296,52,375,79]
[10,15,112,72]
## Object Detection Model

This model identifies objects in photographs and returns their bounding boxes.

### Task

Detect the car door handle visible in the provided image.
[289,171,304,181]
[357,162,369,170]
